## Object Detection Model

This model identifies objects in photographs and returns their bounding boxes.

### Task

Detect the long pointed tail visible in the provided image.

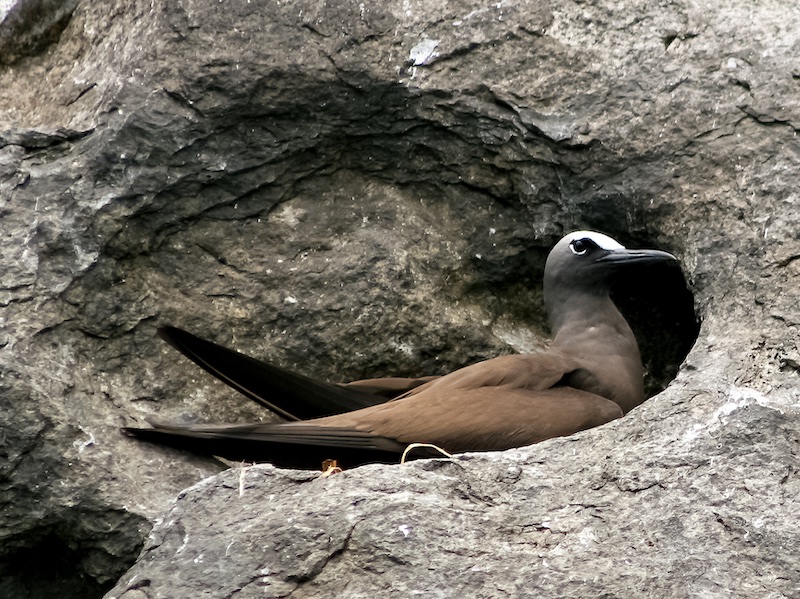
[157,326,387,420]
[122,419,423,468]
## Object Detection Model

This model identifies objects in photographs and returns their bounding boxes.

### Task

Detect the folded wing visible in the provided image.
[125,352,623,468]
[157,326,434,420]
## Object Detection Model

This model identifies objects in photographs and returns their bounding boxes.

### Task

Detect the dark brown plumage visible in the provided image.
[124,231,677,468]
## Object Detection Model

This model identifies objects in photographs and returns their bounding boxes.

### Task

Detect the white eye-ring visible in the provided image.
[569,239,590,255]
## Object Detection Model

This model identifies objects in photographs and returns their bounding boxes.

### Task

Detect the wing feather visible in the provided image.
[158,326,389,420]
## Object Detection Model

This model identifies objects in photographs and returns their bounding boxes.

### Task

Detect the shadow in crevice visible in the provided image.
[0,533,111,599]
[611,256,699,398]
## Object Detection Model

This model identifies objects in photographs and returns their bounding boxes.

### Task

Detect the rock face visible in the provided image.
[0,0,78,65]
[106,406,800,598]
[0,0,797,597]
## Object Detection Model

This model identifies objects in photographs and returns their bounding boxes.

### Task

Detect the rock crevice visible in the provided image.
[0,0,797,597]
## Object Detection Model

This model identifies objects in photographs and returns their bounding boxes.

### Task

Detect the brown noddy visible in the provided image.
[124,231,677,468]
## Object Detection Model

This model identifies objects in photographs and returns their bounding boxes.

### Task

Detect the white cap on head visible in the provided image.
[564,230,625,250]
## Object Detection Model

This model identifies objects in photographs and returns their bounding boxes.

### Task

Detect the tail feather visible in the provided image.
[127,326,444,467]
[157,326,387,420]
[122,419,428,468]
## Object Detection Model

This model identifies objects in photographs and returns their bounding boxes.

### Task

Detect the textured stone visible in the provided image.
[107,402,800,598]
[0,0,78,65]
[0,0,797,597]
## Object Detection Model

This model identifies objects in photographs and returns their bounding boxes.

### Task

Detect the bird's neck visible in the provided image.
[548,292,645,412]
[549,293,630,346]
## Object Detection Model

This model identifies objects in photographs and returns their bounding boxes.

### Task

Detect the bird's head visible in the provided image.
[543,230,677,310]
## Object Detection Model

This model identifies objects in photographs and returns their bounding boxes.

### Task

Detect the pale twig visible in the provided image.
[401,443,453,464]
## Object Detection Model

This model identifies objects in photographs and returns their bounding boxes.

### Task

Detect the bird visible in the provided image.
[124,231,677,469]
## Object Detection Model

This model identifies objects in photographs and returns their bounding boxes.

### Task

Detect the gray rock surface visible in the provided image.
[0,0,797,597]
[107,403,800,598]
[0,0,78,65]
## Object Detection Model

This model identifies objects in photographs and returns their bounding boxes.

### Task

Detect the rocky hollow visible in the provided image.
[0,0,797,597]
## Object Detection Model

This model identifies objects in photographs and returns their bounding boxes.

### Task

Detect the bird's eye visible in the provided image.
[569,239,593,256]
